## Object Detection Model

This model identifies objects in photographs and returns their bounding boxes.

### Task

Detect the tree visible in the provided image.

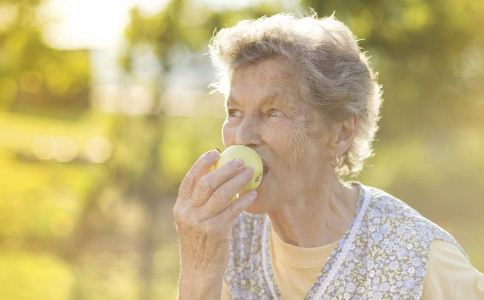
[302,0,484,137]
[0,0,90,116]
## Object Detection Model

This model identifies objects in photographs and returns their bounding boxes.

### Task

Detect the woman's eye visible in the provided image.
[267,108,282,118]
[227,109,241,118]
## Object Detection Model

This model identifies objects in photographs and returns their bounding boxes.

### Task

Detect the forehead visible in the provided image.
[227,57,302,104]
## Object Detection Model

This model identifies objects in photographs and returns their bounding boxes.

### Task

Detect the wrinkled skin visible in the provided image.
[223,57,358,247]
[223,57,335,214]
[173,150,257,299]
[173,57,358,299]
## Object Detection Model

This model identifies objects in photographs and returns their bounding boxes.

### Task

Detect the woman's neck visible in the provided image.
[267,178,359,248]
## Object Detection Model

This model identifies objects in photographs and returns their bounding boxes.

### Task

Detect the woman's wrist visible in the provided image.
[177,271,224,300]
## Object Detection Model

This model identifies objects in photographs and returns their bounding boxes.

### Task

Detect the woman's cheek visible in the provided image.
[222,121,235,146]
[283,123,314,166]
[260,122,284,145]
[261,120,295,161]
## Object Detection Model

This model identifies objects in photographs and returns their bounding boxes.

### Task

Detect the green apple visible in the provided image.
[215,145,263,196]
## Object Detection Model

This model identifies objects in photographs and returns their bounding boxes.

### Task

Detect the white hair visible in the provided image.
[209,13,383,178]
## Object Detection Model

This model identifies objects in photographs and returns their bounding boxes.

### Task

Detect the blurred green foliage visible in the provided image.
[0,0,90,115]
[0,0,483,299]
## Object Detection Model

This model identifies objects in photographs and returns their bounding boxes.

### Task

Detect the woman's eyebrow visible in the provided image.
[226,97,239,106]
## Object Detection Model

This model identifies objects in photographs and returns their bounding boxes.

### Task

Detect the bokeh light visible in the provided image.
[85,136,111,164]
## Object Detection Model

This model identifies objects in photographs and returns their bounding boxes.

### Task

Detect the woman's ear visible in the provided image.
[334,115,357,154]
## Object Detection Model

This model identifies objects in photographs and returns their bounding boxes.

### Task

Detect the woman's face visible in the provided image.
[222,57,337,213]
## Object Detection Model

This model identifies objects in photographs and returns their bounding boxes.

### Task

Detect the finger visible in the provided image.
[177,150,220,200]
[191,158,245,207]
[202,167,254,217]
[221,190,258,223]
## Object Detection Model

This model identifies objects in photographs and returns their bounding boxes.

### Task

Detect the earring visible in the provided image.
[330,152,341,168]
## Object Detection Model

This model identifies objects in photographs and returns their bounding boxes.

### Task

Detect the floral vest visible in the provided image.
[224,181,469,299]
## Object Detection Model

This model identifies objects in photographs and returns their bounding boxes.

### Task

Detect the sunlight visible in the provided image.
[40,0,168,49]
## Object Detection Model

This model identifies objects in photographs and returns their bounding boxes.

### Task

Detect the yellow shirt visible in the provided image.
[221,225,484,299]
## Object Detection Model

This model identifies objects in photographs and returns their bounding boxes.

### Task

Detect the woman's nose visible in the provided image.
[235,115,261,146]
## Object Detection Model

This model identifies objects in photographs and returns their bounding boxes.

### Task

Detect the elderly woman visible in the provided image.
[173,14,484,299]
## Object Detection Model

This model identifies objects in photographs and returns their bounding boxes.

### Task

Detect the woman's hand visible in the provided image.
[173,149,257,299]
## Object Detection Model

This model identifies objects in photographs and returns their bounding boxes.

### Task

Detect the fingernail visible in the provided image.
[231,159,244,167]
[208,150,219,159]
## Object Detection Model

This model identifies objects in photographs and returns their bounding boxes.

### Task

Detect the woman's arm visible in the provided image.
[422,239,484,299]
[173,150,257,300]
[177,271,224,300]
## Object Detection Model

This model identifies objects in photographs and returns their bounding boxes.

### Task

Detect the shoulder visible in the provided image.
[422,239,484,299]
[428,239,472,265]
[360,183,469,259]
[364,184,422,219]
[363,185,431,236]
[364,185,460,243]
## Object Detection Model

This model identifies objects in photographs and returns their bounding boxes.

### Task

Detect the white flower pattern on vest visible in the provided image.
[224,182,469,300]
